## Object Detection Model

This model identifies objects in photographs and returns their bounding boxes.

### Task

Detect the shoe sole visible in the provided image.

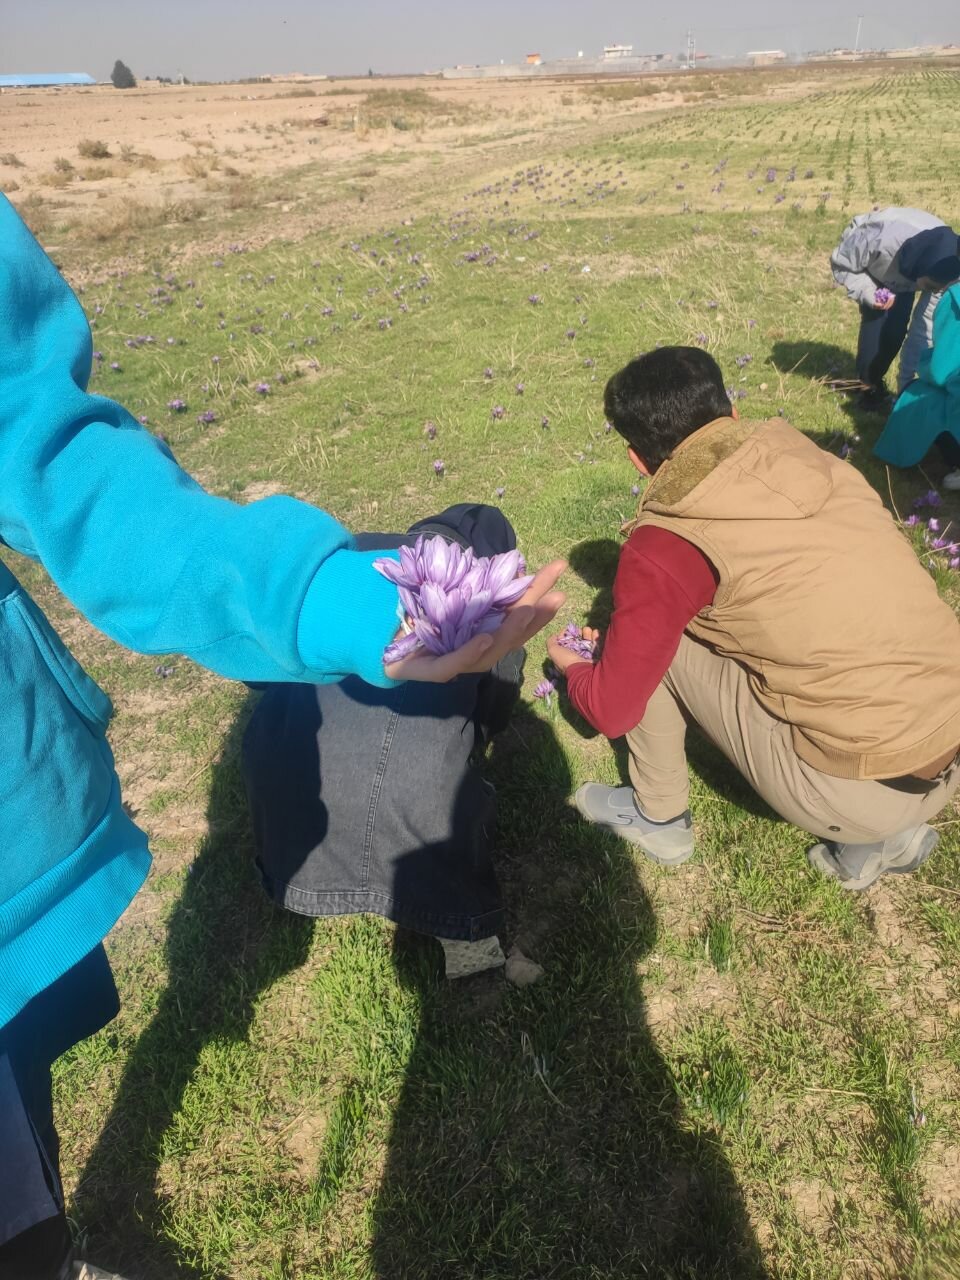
[573,787,694,867]
[808,826,938,891]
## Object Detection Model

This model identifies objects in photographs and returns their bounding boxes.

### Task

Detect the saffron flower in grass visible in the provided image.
[533,678,556,702]
[375,535,534,663]
[255,382,271,396]
[491,405,506,420]
[197,410,216,425]
[424,421,437,440]
[874,287,894,306]
[914,490,942,510]
[167,398,186,412]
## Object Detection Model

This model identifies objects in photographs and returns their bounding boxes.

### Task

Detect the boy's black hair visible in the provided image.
[604,346,733,472]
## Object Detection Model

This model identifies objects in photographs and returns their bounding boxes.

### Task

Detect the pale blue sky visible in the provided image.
[3,0,956,82]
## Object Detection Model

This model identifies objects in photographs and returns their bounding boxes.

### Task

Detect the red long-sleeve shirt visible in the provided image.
[566,526,718,739]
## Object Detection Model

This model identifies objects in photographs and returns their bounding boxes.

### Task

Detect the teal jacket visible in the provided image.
[874,284,960,468]
[0,196,400,1028]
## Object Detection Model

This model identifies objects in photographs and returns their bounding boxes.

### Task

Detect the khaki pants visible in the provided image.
[627,636,960,844]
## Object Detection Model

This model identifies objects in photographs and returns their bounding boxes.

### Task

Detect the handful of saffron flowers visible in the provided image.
[557,622,597,663]
[874,287,894,307]
[374,535,533,665]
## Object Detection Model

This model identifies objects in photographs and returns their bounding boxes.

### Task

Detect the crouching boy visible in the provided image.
[550,347,960,890]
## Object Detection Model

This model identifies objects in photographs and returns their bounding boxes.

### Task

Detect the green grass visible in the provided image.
[6,63,960,1279]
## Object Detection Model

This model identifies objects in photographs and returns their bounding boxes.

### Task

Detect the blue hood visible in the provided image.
[898,225,960,282]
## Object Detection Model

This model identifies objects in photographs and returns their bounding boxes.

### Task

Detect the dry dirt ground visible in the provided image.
[0,66,861,269]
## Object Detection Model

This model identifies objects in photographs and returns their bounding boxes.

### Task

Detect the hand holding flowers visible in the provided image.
[547,623,601,674]
[375,535,566,683]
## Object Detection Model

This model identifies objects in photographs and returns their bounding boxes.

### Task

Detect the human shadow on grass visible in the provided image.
[73,696,316,1280]
[370,704,768,1280]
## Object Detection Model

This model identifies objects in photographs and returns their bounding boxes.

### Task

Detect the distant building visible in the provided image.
[525,53,542,65]
[602,44,634,60]
[0,72,95,88]
[747,50,787,66]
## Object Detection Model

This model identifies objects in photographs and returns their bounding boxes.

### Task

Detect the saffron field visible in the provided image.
[6,63,960,1279]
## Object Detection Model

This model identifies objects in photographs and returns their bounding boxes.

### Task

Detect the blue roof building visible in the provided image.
[0,73,95,88]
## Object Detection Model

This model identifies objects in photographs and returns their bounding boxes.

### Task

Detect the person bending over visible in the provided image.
[831,207,960,410]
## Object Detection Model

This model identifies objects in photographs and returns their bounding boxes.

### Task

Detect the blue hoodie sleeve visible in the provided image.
[0,196,400,687]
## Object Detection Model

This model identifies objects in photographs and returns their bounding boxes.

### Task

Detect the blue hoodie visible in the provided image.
[0,196,400,1028]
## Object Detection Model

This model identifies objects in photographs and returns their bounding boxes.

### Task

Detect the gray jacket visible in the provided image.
[831,207,945,305]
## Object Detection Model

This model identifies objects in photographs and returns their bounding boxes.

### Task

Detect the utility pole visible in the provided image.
[853,14,864,57]
[686,27,696,69]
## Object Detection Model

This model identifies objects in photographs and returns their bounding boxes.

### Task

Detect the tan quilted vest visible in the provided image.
[629,416,960,780]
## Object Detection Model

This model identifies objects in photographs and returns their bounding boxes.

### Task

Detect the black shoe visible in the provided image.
[857,385,894,414]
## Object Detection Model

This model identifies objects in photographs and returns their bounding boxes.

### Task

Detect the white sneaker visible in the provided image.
[439,935,506,979]
[74,1263,131,1280]
[943,469,960,491]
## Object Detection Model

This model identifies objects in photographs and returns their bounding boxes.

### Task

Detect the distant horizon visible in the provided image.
[4,0,956,85]
[4,40,958,87]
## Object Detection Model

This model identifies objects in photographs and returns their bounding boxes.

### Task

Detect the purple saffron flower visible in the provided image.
[914,490,942,510]
[928,518,941,533]
[528,294,542,304]
[254,382,271,396]
[483,367,494,380]
[766,168,777,183]
[433,459,445,476]
[558,622,597,663]
[167,398,186,412]
[495,486,506,498]
[695,333,708,346]
[631,484,641,497]
[952,558,960,570]
[155,664,175,679]
[110,362,121,372]
[874,288,893,306]
[904,514,920,527]
[375,535,534,662]
[515,383,524,396]
[197,410,217,425]
[735,354,753,368]
[491,405,506,420]
[424,421,437,440]
[533,678,556,701]
[541,416,550,429]
[566,329,576,339]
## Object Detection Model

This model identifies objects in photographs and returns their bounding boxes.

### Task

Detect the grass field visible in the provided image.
[7,64,960,1279]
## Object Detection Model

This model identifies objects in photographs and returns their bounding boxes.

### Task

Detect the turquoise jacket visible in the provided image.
[874,284,960,468]
[0,196,400,1028]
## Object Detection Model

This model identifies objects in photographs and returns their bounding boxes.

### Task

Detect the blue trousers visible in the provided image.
[0,945,118,1278]
[856,292,916,388]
